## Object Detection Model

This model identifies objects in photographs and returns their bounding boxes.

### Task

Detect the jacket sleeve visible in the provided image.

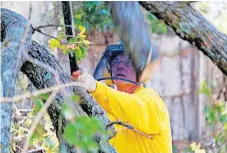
[90,81,165,134]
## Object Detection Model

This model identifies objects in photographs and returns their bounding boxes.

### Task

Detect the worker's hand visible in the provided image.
[71,69,96,93]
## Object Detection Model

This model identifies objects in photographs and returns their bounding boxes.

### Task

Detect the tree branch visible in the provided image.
[21,41,116,152]
[33,24,75,32]
[1,8,116,153]
[140,1,227,75]
[106,121,153,140]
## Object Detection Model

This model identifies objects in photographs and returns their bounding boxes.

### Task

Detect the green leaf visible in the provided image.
[80,46,87,53]
[90,117,104,130]
[61,103,75,120]
[63,122,77,145]
[69,37,76,43]
[75,49,83,60]
[198,81,211,96]
[87,140,99,153]
[75,14,82,20]
[34,99,44,115]
[147,13,157,21]
[38,93,49,101]
[31,123,47,141]
[220,115,227,123]
[71,95,80,102]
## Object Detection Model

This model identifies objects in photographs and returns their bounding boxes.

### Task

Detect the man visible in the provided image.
[71,42,172,153]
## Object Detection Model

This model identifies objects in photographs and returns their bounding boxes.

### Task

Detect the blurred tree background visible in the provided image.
[1,1,227,153]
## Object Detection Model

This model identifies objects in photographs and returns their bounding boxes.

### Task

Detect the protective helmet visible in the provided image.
[93,41,160,86]
[93,41,125,85]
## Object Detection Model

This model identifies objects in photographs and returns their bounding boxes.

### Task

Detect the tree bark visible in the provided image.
[1,8,115,153]
[140,1,227,75]
[1,8,33,153]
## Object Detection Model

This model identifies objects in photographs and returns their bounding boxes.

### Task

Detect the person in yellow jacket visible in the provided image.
[71,42,172,153]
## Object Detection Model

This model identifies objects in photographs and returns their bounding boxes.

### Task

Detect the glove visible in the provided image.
[71,69,97,93]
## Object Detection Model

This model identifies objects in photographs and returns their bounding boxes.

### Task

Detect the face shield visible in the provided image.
[93,42,160,86]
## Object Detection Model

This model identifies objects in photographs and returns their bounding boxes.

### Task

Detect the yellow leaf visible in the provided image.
[81,35,86,38]
[224,123,227,130]
[84,40,90,43]
[195,149,206,153]
[78,25,86,35]
[49,44,55,50]
[59,44,66,50]
[197,143,201,149]
[49,39,56,49]
[78,25,84,31]
[190,142,197,151]
[74,46,80,51]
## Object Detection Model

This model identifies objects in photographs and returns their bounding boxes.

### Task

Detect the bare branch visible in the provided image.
[0,81,87,103]
[35,29,62,42]
[33,24,75,31]
[106,121,153,140]
[35,29,93,45]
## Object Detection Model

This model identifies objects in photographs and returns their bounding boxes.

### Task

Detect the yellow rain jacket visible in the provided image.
[91,81,172,153]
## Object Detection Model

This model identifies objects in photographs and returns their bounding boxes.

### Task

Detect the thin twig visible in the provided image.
[33,24,75,31]
[28,2,32,21]
[0,81,86,103]
[35,29,63,43]
[35,29,93,45]
[22,90,58,153]
[106,121,153,140]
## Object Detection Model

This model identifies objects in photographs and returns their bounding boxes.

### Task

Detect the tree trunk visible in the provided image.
[140,1,227,75]
[1,8,115,153]
[1,8,33,153]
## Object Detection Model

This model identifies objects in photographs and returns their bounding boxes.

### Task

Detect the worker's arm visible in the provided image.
[90,81,163,134]
[71,70,166,134]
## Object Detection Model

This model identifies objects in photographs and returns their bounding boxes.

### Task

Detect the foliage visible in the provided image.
[147,13,168,35]
[199,81,227,153]
[48,2,114,61]
[173,81,227,153]
[10,98,59,153]
[10,94,112,153]
[73,1,113,32]
[198,81,211,96]
[63,116,111,153]
[61,96,112,153]
[11,2,114,152]
[49,25,90,61]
